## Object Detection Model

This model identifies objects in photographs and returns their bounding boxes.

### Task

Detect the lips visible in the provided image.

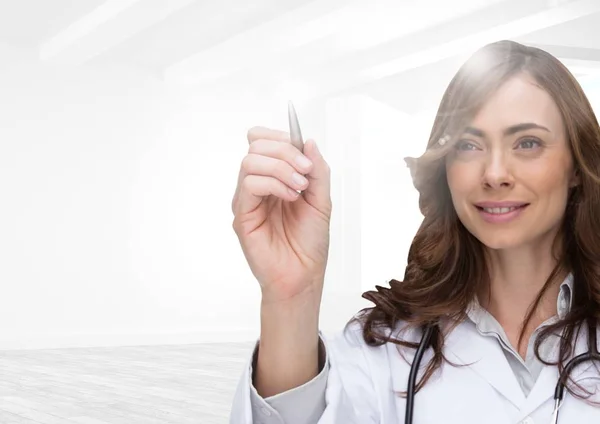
[474,203,529,224]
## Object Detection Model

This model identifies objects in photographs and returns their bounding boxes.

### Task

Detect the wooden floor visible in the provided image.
[0,342,255,424]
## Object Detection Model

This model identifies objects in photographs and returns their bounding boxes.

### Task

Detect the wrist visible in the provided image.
[261,277,324,307]
[260,290,320,337]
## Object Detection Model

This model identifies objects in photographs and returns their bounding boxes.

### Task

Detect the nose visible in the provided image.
[482,150,514,190]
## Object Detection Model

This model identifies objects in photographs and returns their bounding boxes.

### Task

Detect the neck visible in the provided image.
[478,244,566,336]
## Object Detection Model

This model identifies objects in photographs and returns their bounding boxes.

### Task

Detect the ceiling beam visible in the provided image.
[163,0,354,84]
[305,0,600,99]
[39,0,195,65]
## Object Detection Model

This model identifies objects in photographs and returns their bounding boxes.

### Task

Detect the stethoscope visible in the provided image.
[405,322,600,424]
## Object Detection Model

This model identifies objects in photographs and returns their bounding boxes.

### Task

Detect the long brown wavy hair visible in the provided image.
[346,40,600,399]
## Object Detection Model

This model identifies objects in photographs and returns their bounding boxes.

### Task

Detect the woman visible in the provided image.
[229,40,600,423]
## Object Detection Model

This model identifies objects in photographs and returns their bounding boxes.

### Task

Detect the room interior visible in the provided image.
[1,0,600,422]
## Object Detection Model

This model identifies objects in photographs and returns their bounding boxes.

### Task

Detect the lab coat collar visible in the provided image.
[388,320,528,409]
[444,319,527,409]
[448,272,584,415]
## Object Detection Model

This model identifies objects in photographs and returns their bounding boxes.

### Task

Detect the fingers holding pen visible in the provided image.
[241,152,311,191]
[250,137,312,167]
[232,138,313,215]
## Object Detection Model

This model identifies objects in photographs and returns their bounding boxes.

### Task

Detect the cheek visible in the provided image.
[521,159,572,200]
[446,162,477,202]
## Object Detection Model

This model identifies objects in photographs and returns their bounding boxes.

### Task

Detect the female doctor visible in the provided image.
[229,40,600,423]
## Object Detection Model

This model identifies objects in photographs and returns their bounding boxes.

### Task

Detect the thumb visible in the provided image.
[302,139,331,210]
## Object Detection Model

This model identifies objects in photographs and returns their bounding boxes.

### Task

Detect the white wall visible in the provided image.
[0,59,176,348]
[0,58,270,348]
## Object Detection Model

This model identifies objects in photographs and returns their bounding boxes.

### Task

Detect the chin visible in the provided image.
[475,235,524,250]
[466,224,528,250]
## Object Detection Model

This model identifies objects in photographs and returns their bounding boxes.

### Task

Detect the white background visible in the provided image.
[1,0,600,349]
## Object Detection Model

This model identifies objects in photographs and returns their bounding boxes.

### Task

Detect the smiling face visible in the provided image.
[445,73,578,250]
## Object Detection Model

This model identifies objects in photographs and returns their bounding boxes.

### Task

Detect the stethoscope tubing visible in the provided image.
[405,324,434,424]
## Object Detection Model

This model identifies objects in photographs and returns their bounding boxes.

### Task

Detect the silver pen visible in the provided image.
[288,101,304,153]
[288,101,305,194]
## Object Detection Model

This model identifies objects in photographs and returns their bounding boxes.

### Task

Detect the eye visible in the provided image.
[517,138,541,149]
[455,140,479,151]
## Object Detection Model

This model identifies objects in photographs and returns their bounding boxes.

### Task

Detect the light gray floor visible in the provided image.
[0,342,255,424]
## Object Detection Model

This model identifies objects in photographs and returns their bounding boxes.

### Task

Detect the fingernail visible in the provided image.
[295,155,312,169]
[292,172,308,186]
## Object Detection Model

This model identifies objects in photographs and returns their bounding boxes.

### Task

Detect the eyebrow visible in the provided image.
[463,123,551,138]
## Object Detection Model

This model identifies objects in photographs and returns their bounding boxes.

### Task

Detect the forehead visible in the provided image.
[468,73,564,135]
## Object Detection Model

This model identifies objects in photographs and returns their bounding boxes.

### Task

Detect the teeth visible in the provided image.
[482,206,519,214]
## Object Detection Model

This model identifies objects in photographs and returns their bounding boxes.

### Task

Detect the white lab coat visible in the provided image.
[230,317,600,423]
